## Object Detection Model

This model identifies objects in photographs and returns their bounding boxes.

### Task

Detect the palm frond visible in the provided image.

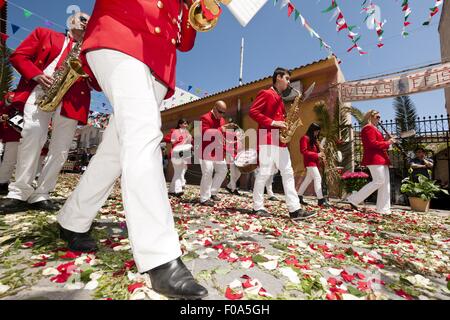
[0,46,14,97]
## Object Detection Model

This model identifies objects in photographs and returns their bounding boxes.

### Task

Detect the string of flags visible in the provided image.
[322,0,367,55]
[400,0,412,37]
[423,0,444,26]
[274,0,335,57]
[361,0,385,48]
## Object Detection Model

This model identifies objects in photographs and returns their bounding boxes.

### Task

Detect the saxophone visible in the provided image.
[280,83,315,144]
[35,40,88,112]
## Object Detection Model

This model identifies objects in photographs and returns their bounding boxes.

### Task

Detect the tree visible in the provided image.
[393,95,418,153]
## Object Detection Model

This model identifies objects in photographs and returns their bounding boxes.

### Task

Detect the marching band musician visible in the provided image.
[57,0,208,299]
[0,92,21,195]
[0,12,95,213]
[347,110,396,215]
[249,67,315,220]
[199,100,229,206]
[163,118,192,197]
[297,123,331,208]
[225,122,244,196]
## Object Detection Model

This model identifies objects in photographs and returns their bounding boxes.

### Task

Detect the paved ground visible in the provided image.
[0,173,449,300]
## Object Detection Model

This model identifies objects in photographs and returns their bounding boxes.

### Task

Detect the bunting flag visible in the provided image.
[423,0,444,26]
[361,1,386,48]
[401,0,412,37]
[275,1,335,57]
[23,9,33,18]
[11,24,20,34]
[187,85,193,92]
[323,1,367,55]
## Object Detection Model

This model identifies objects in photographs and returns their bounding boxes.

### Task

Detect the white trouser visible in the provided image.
[0,141,19,183]
[199,159,227,202]
[253,145,300,212]
[0,142,4,158]
[347,165,391,214]
[227,162,241,191]
[58,49,181,273]
[169,157,188,193]
[8,97,78,203]
[35,155,47,178]
[297,166,323,199]
[265,174,275,197]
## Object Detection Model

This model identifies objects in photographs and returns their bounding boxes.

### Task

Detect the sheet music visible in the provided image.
[226,0,268,27]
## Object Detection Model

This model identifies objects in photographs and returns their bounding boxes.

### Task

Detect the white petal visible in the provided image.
[279,267,300,284]
[328,268,343,276]
[259,260,278,270]
[64,282,84,290]
[130,290,146,300]
[42,267,59,276]
[229,279,243,289]
[241,260,253,269]
[84,280,98,290]
[0,284,10,294]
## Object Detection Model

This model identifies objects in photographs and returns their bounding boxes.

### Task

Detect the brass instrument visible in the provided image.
[280,83,315,144]
[35,40,88,112]
[188,0,231,32]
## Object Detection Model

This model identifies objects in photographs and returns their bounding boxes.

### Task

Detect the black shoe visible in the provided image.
[30,200,60,211]
[347,201,358,210]
[147,257,208,299]
[0,198,29,214]
[289,209,317,221]
[298,195,308,205]
[0,183,8,195]
[268,196,279,201]
[200,199,215,207]
[318,198,331,208]
[252,209,271,217]
[225,186,234,194]
[169,192,184,198]
[232,189,241,196]
[59,225,98,252]
[210,195,220,201]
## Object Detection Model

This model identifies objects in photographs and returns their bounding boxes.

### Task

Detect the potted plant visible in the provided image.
[341,171,370,195]
[400,174,449,212]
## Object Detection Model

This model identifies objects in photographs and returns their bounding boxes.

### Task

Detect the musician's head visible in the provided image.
[272,67,291,92]
[306,122,321,137]
[364,109,381,125]
[212,100,227,119]
[177,118,189,129]
[68,12,90,41]
[414,147,426,159]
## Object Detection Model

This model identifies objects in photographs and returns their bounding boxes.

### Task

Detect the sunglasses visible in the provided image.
[375,115,381,119]
[216,109,226,114]
[79,16,88,23]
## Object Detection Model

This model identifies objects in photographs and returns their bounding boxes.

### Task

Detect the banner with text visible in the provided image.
[339,62,450,102]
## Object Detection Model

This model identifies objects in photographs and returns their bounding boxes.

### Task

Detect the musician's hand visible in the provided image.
[33,74,54,89]
[272,121,287,129]
[0,114,8,122]
[318,152,325,159]
[388,137,398,145]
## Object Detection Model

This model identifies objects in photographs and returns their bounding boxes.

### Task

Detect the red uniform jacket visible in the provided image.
[249,88,287,148]
[200,111,226,161]
[361,124,391,166]
[300,135,319,168]
[163,128,192,158]
[0,101,21,143]
[81,0,196,99]
[9,27,93,125]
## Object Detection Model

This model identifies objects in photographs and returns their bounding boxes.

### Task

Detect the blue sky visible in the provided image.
[4,0,448,121]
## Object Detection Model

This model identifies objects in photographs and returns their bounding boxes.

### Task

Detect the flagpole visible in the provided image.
[237,37,244,127]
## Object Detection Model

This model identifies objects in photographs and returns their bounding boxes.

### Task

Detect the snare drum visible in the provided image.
[234,149,258,173]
